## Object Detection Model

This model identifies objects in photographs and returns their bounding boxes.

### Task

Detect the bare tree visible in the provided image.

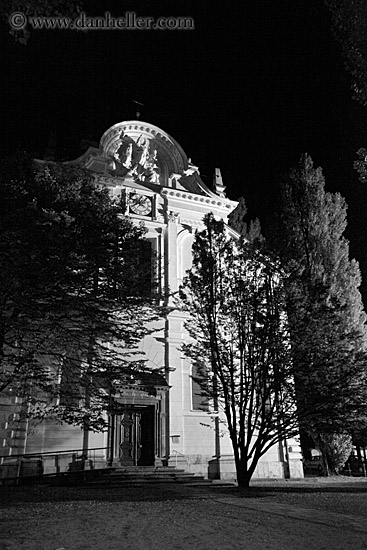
[179,214,298,488]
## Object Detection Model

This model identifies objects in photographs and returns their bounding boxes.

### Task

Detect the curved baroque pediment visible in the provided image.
[100,121,188,187]
[65,120,235,205]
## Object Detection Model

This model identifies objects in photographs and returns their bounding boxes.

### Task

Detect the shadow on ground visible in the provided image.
[0,483,274,506]
[1,478,367,507]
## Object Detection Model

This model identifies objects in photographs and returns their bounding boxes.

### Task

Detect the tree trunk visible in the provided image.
[322,451,330,476]
[237,470,251,490]
[82,329,94,461]
[236,459,254,490]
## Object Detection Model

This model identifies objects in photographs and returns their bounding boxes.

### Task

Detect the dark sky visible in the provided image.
[3,0,367,298]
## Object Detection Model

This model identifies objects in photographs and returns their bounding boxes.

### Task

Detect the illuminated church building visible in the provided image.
[1,120,303,480]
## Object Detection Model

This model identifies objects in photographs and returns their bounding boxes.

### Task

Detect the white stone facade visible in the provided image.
[0,120,303,480]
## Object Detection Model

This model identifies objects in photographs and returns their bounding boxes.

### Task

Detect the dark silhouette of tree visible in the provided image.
[325,0,367,106]
[228,196,264,246]
[0,153,159,433]
[179,214,299,489]
[354,147,367,183]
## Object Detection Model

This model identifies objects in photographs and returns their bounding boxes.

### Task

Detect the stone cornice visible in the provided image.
[92,174,237,212]
[160,187,237,211]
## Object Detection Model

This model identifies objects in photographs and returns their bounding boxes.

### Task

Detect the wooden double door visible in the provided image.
[115,406,155,466]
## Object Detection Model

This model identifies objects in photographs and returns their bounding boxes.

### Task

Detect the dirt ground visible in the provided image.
[1,477,367,550]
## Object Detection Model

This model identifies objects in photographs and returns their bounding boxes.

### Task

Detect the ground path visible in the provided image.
[1,477,366,549]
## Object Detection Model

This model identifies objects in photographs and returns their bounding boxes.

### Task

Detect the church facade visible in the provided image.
[0,120,303,480]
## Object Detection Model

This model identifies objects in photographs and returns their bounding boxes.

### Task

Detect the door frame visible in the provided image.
[107,385,169,467]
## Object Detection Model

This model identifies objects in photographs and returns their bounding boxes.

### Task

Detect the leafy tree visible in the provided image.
[270,154,367,472]
[0,153,158,437]
[354,147,367,183]
[179,213,299,489]
[325,0,367,106]
[320,433,353,473]
[228,196,264,245]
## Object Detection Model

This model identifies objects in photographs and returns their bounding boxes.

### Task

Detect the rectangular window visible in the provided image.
[59,356,82,407]
[191,365,209,411]
[139,240,154,297]
[125,239,155,298]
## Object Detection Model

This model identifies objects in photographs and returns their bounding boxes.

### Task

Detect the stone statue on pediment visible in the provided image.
[122,143,133,169]
[136,135,150,167]
[108,135,161,184]
[110,140,134,176]
[144,148,160,183]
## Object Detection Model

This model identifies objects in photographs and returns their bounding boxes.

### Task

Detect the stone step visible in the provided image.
[106,466,185,473]
[86,478,178,487]
[107,470,187,478]
[9,464,210,487]
[107,469,187,477]
[87,473,206,484]
[83,467,208,487]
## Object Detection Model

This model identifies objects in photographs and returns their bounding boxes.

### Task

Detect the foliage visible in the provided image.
[320,433,353,474]
[352,426,367,448]
[0,153,158,431]
[325,1,367,106]
[228,197,265,245]
[179,213,298,488]
[270,154,367,457]
[354,147,367,183]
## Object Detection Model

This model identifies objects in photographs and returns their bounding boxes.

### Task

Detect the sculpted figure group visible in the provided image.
[110,134,160,184]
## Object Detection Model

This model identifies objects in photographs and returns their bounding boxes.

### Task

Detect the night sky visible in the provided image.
[2,0,367,299]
